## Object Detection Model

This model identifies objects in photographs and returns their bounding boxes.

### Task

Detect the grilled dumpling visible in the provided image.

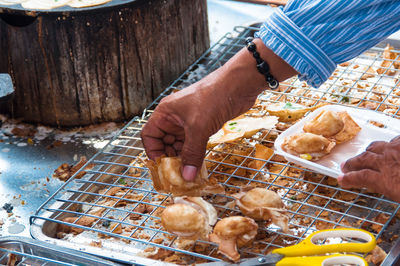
[333,111,361,144]
[303,110,344,137]
[234,188,289,233]
[209,216,258,262]
[161,203,207,240]
[146,156,224,197]
[282,132,335,160]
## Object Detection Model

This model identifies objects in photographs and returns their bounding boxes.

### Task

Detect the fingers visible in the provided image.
[163,134,176,145]
[182,165,198,182]
[341,140,390,174]
[165,145,176,157]
[163,135,178,157]
[390,135,400,144]
[180,133,208,181]
[141,112,185,160]
[338,169,381,193]
[341,151,381,173]
[173,141,184,154]
[366,141,387,154]
[141,127,166,160]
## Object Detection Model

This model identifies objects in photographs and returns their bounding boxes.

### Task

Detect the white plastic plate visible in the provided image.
[274,105,400,178]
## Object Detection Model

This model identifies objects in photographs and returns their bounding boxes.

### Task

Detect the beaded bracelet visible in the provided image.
[245,37,279,89]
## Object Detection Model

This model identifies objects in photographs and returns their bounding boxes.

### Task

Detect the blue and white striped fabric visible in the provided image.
[256,0,400,87]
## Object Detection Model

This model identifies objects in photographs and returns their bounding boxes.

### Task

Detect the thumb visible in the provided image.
[180,134,208,182]
[338,169,380,192]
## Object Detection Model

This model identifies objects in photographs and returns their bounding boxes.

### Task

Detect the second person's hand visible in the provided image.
[338,135,400,202]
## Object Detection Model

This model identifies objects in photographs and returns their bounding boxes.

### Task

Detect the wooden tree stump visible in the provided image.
[0,0,209,126]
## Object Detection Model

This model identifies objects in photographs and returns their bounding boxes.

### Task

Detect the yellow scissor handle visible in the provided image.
[272,228,376,257]
[276,254,368,266]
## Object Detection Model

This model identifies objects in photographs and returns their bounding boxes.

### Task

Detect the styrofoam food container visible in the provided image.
[274,105,400,178]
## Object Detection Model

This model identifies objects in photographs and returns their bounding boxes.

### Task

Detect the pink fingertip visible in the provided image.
[337,175,344,184]
[182,165,197,181]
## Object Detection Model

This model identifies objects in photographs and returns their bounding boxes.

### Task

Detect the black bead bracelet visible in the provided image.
[245,37,279,89]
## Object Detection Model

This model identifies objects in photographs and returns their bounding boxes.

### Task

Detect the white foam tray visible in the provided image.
[274,105,400,178]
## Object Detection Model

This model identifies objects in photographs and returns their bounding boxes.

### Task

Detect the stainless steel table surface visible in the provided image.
[0,128,116,237]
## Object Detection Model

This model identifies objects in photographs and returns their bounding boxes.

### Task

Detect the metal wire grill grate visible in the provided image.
[31,25,400,265]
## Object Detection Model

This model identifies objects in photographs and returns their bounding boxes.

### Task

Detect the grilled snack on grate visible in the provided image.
[161,197,217,242]
[174,196,218,228]
[57,216,98,237]
[7,253,18,266]
[208,115,278,148]
[52,156,92,181]
[365,245,387,265]
[146,156,224,197]
[234,187,289,233]
[377,44,400,75]
[263,102,324,122]
[209,216,258,262]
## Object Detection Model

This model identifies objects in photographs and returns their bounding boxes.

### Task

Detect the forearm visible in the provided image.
[221,38,298,92]
[192,38,297,128]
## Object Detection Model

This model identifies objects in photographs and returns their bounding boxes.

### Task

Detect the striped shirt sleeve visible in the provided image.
[255,0,400,87]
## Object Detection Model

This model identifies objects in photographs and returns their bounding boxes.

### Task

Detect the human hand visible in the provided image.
[141,62,263,181]
[141,39,296,181]
[338,136,400,202]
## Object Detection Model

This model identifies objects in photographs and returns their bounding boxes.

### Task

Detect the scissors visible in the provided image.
[211,228,376,266]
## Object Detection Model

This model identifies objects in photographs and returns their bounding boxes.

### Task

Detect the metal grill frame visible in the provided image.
[30,25,400,265]
[0,236,117,265]
[0,247,76,266]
